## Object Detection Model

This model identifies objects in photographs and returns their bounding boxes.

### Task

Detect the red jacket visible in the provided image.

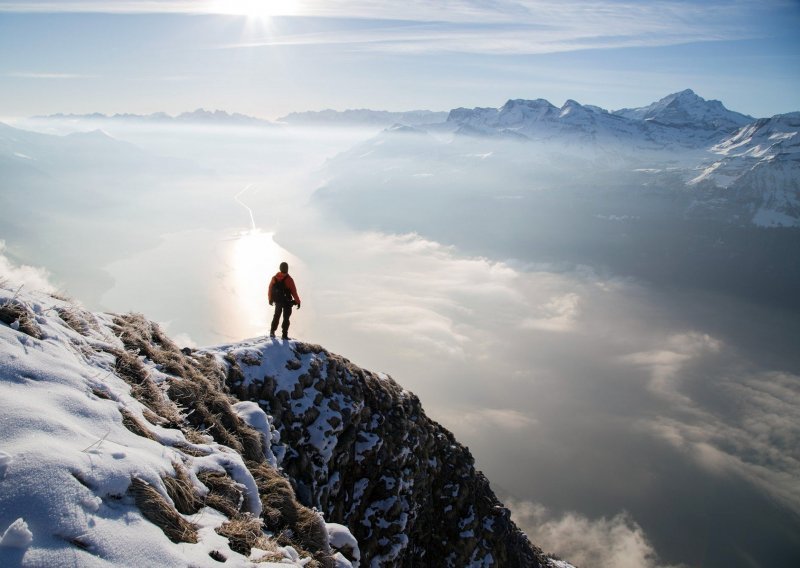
[268,272,301,305]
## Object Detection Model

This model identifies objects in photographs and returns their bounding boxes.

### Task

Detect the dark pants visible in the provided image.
[270,302,293,336]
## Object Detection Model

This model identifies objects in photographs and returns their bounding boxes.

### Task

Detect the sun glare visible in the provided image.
[212,0,299,20]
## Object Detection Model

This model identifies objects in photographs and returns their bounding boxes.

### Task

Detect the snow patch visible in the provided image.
[233,401,279,467]
[327,522,361,567]
[0,518,32,548]
[192,452,262,516]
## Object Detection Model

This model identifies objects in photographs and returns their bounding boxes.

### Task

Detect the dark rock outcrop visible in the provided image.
[216,339,550,567]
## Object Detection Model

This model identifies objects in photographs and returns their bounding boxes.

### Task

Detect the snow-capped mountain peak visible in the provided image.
[558,99,603,119]
[614,89,753,132]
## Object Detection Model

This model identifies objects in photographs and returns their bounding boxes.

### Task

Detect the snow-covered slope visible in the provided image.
[689,113,800,226]
[0,284,569,567]
[712,112,800,160]
[0,287,354,567]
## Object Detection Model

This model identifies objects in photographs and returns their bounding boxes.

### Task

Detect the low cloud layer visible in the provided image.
[0,241,57,294]
[645,369,800,512]
[506,499,679,568]
[4,122,798,566]
[277,215,800,565]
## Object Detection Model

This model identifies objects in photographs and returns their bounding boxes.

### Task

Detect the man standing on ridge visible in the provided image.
[268,261,301,340]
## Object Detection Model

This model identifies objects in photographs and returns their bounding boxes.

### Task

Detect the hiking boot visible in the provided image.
[281,333,289,340]
[269,331,276,338]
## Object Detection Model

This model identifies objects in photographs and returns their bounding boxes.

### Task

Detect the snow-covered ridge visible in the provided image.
[0,286,356,567]
[446,89,755,150]
[0,285,571,567]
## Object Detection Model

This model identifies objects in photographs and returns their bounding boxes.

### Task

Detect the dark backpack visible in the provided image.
[273,277,293,304]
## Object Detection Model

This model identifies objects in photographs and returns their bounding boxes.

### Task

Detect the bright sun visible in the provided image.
[213,0,299,20]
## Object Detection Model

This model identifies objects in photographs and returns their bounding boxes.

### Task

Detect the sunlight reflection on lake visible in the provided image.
[102,228,301,345]
[227,228,301,337]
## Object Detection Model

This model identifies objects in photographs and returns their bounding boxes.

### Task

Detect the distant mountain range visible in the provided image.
[439,90,798,228]
[21,90,800,228]
[34,108,450,128]
[445,89,755,150]
[35,108,276,127]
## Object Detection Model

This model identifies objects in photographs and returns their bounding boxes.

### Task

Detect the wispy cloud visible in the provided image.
[218,14,750,55]
[0,1,769,55]
[0,1,204,13]
[5,71,95,79]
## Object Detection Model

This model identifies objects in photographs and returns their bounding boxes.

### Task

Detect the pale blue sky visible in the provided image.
[0,0,798,118]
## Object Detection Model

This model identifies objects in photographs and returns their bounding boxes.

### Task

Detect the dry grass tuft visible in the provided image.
[112,314,162,362]
[172,441,211,457]
[168,376,264,462]
[294,507,330,558]
[0,300,43,339]
[247,461,332,565]
[113,348,149,383]
[91,387,112,400]
[109,348,182,427]
[113,314,199,381]
[142,407,165,425]
[249,462,300,529]
[198,470,244,518]
[162,461,200,515]
[120,408,157,441]
[129,477,198,543]
[216,513,269,556]
[49,290,73,302]
[56,306,92,335]
[182,428,212,446]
